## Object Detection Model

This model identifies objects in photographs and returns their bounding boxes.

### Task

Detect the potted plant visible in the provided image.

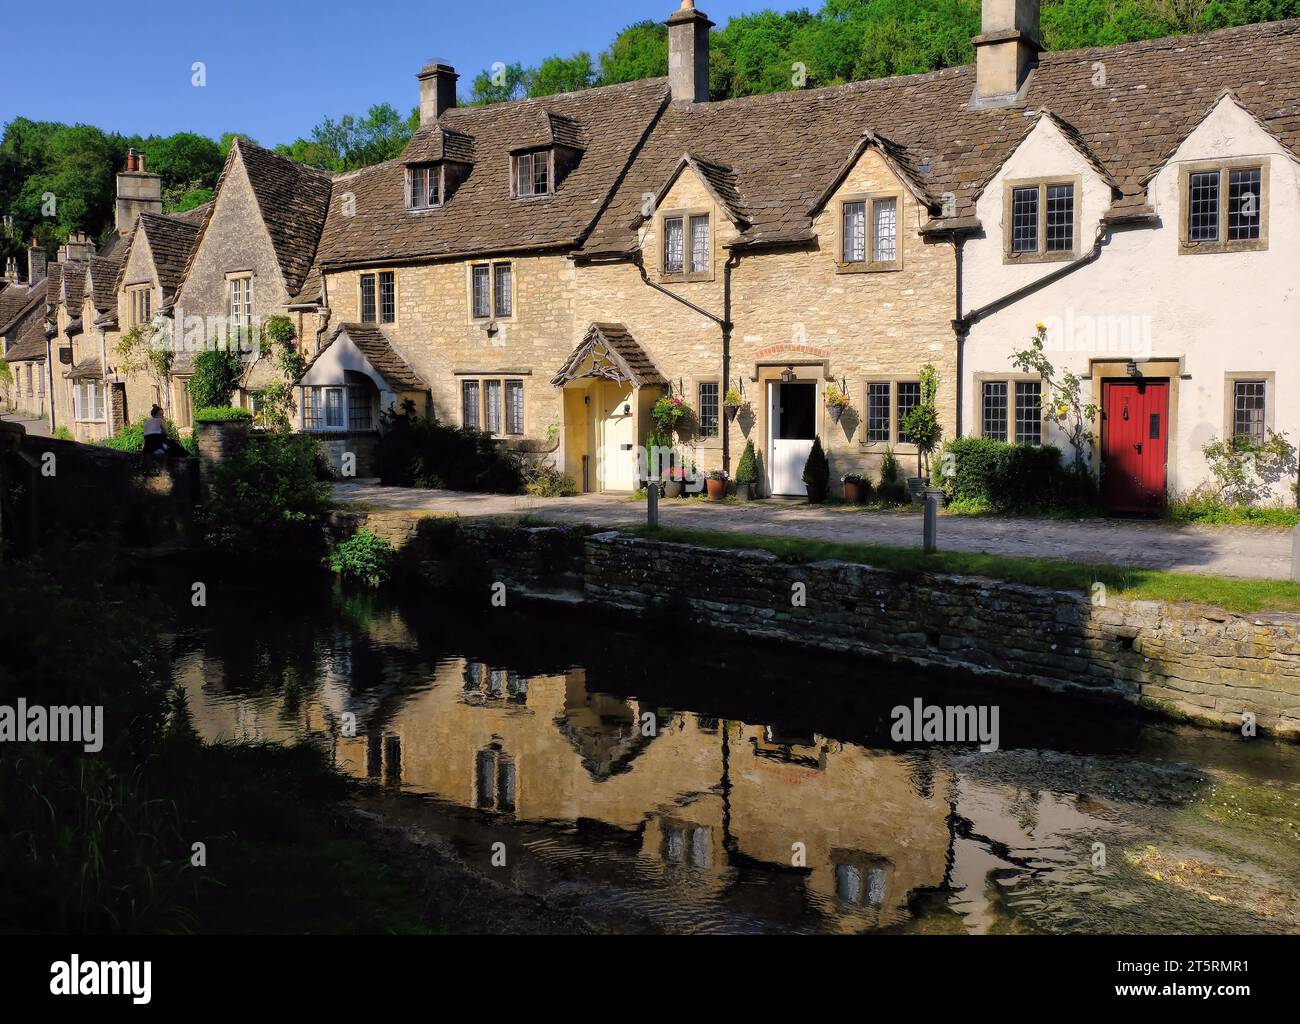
[825,384,850,425]
[662,464,687,499]
[734,439,758,501]
[877,446,911,506]
[901,363,943,482]
[842,472,874,505]
[724,388,746,423]
[802,436,830,504]
[706,470,729,501]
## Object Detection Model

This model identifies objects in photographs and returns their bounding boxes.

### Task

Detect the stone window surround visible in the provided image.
[225,270,255,327]
[835,190,905,274]
[126,283,153,327]
[859,376,921,454]
[359,270,398,326]
[455,371,527,437]
[657,207,716,284]
[1177,157,1270,256]
[971,372,1047,441]
[1223,370,1275,439]
[1001,175,1083,264]
[466,260,516,325]
[510,148,555,200]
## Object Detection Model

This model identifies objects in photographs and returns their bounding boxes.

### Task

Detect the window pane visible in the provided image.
[866,382,891,442]
[1045,185,1074,252]
[1011,187,1039,253]
[663,217,684,275]
[1188,171,1220,242]
[982,382,1008,442]
[485,379,502,434]
[472,266,491,318]
[698,382,719,439]
[1228,168,1262,241]
[896,382,922,443]
[462,380,480,429]
[533,153,549,195]
[689,215,710,274]
[348,387,373,431]
[872,197,897,263]
[516,155,532,197]
[303,388,319,429]
[379,272,396,323]
[1015,381,1042,444]
[506,380,524,435]
[324,388,344,429]
[493,263,512,318]
[360,274,376,323]
[410,167,425,208]
[1233,381,1266,444]
[843,201,866,263]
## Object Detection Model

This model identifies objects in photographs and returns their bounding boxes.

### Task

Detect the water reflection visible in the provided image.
[170,586,1300,935]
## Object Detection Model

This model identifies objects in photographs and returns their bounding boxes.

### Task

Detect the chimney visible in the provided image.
[972,0,1042,107]
[3,257,17,284]
[115,147,163,236]
[28,239,47,282]
[58,231,96,264]
[667,0,713,104]
[417,63,458,125]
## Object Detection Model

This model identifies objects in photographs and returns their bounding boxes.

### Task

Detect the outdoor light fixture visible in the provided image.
[1126,360,1141,378]
[781,366,796,383]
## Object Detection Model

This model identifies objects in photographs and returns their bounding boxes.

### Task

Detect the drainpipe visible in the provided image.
[98,327,110,436]
[44,329,57,434]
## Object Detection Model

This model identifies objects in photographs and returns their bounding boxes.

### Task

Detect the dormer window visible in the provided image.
[660,211,711,282]
[1179,160,1268,255]
[1002,178,1080,263]
[408,164,444,209]
[513,151,551,198]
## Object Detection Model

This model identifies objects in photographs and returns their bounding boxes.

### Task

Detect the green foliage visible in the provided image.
[735,439,759,484]
[1199,431,1298,506]
[187,348,244,409]
[51,425,73,441]
[1166,495,1300,527]
[523,461,579,497]
[194,406,253,424]
[201,433,332,562]
[330,529,396,587]
[275,104,418,173]
[802,436,830,500]
[377,406,525,494]
[0,357,10,388]
[98,416,187,452]
[531,53,598,96]
[902,363,943,475]
[1012,323,1098,472]
[937,435,1094,513]
[876,446,911,504]
[599,21,669,84]
[164,186,213,214]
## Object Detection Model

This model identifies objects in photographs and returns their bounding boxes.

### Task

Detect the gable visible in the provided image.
[1154,93,1297,182]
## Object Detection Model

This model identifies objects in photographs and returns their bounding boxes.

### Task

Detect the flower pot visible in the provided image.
[706,478,728,501]
[828,406,844,425]
[663,480,686,499]
[843,481,866,505]
[734,482,754,502]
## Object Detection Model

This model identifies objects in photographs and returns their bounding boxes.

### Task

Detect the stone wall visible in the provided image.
[332,510,1300,739]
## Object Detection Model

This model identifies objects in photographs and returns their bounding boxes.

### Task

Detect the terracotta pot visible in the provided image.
[663,480,686,499]
[843,481,865,505]
[706,478,728,501]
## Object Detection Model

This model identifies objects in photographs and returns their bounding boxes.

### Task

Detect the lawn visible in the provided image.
[626,525,1300,615]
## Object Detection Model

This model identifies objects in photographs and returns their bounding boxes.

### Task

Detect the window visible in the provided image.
[26,365,34,397]
[689,215,711,275]
[978,377,1043,444]
[484,379,502,434]
[513,151,550,197]
[1015,382,1043,445]
[128,286,152,326]
[661,212,711,280]
[1005,180,1078,260]
[475,747,517,813]
[302,387,320,430]
[663,216,685,276]
[74,380,105,422]
[866,382,891,443]
[348,388,373,431]
[505,380,524,436]
[407,164,443,209]
[323,387,345,430]
[462,380,481,429]
[840,194,902,271]
[471,262,512,320]
[360,272,396,325]
[1181,162,1268,254]
[35,366,43,397]
[461,377,526,435]
[896,382,921,444]
[228,276,252,326]
[301,385,373,432]
[982,381,1009,442]
[698,382,719,439]
[1233,380,1266,444]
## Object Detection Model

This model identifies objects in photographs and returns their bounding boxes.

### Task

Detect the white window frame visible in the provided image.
[407,163,444,210]
[512,150,552,198]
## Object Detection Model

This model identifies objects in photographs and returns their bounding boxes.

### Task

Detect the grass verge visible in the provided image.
[626,525,1300,614]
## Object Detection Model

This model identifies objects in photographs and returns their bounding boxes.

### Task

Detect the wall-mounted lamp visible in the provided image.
[623,404,632,417]
[780,366,796,384]
[1126,360,1141,379]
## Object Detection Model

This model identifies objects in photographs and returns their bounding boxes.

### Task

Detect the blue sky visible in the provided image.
[3,0,805,147]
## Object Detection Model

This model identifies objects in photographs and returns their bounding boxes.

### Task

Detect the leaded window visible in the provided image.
[663,216,685,276]
[866,382,891,443]
[698,382,719,439]
[896,381,922,444]
[1015,381,1043,445]
[1045,185,1074,252]
[842,201,866,263]
[1011,187,1039,253]
[982,381,1008,442]
[1233,380,1266,444]
[872,197,897,263]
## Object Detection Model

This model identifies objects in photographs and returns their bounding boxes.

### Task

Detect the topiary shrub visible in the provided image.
[937,436,1080,513]
[187,348,244,409]
[802,436,830,503]
[194,406,253,424]
[735,440,758,485]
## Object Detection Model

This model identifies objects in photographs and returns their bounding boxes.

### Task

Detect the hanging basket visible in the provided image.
[725,405,740,423]
[828,405,844,425]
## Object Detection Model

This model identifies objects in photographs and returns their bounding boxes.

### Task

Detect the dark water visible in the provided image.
[168,581,1300,935]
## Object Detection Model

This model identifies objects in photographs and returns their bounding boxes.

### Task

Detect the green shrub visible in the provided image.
[187,348,244,409]
[523,461,579,497]
[937,436,1088,513]
[52,426,73,441]
[802,436,829,501]
[194,406,253,424]
[735,440,758,485]
[1166,497,1300,527]
[99,417,188,453]
[377,408,524,494]
[201,433,332,563]
[330,529,395,587]
[880,446,902,485]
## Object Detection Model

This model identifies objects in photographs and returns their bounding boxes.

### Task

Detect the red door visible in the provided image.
[1102,380,1170,514]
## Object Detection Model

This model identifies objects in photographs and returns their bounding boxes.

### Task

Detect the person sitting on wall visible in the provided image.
[143,406,167,456]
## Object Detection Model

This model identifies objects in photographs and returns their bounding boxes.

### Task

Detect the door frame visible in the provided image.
[1091,359,1181,505]
[766,378,820,497]
[1100,376,1171,514]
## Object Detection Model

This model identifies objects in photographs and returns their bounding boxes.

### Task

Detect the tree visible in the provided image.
[530,54,597,97]
[469,63,530,106]
[1012,323,1098,473]
[597,21,668,84]
[902,363,943,479]
[138,133,223,190]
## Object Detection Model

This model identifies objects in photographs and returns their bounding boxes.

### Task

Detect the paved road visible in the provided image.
[0,412,50,438]
[334,481,1296,581]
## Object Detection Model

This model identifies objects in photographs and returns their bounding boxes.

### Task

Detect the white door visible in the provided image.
[599,384,637,492]
[769,381,817,496]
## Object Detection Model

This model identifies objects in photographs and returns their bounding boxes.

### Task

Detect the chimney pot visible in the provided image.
[418,63,459,126]
[667,1,713,103]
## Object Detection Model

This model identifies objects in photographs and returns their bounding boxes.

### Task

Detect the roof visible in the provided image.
[60,261,86,310]
[311,77,669,269]
[88,254,122,311]
[116,212,203,299]
[0,277,43,335]
[582,18,1300,254]
[0,279,49,362]
[301,322,429,390]
[183,139,332,297]
[401,124,476,165]
[551,322,668,388]
[66,356,102,381]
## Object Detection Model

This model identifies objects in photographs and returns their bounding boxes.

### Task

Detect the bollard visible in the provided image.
[647,478,659,530]
[1293,525,1300,583]
[923,492,939,554]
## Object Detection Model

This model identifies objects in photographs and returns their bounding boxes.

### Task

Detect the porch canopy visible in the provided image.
[550,322,668,389]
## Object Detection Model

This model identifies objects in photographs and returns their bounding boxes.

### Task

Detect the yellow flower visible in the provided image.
[1035,322,1047,332]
